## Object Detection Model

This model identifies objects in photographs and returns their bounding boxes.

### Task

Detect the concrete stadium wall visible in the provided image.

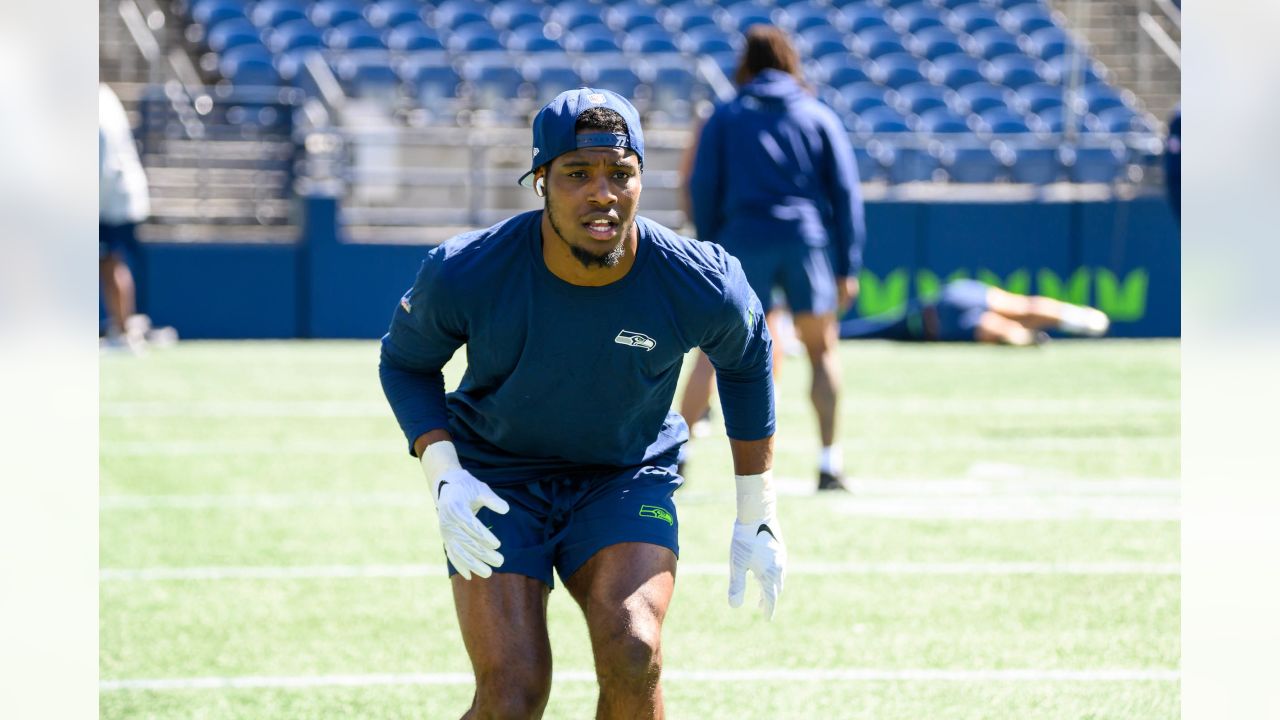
[128,195,1180,339]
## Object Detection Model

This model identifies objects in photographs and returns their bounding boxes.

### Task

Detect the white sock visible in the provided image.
[820,445,842,475]
[1057,305,1110,336]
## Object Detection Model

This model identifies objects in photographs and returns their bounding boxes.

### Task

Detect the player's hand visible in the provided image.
[421,441,510,580]
[729,471,786,618]
[837,276,859,316]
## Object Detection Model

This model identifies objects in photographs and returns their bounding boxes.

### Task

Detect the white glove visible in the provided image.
[421,441,510,580]
[728,471,786,620]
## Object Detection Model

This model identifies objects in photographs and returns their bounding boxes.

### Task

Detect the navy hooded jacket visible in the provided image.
[689,69,866,278]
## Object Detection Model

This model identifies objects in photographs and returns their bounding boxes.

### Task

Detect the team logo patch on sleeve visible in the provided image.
[615,330,656,351]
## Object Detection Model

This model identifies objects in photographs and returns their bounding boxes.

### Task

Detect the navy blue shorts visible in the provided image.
[933,279,991,341]
[100,222,138,260]
[726,240,836,316]
[450,460,683,589]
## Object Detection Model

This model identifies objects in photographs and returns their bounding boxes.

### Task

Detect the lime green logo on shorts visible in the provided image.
[639,505,673,525]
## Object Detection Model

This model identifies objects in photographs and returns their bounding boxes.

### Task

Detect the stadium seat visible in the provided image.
[591,64,645,98]
[853,26,905,59]
[448,22,504,53]
[1079,82,1128,114]
[309,0,364,29]
[206,18,261,54]
[1033,105,1069,133]
[870,53,925,88]
[783,3,836,34]
[980,107,1032,134]
[251,1,307,29]
[622,25,680,56]
[565,24,622,54]
[909,27,965,60]
[967,27,1022,59]
[955,81,1011,114]
[931,54,984,88]
[1090,106,1143,133]
[937,0,985,8]
[917,107,971,134]
[1008,146,1060,184]
[405,62,462,104]
[1065,143,1124,183]
[942,145,1003,182]
[1015,82,1065,114]
[434,0,489,30]
[192,0,246,30]
[366,0,423,29]
[490,0,544,31]
[336,55,401,97]
[948,5,1000,34]
[893,3,945,34]
[387,22,444,52]
[1026,26,1071,60]
[528,60,584,104]
[838,81,889,114]
[1003,4,1057,35]
[838,4,891,34]
[327,21,386,51]
[550,0,608,31]
[886,146,939,183]
[663,1,718,32]
[465,60,529,107]
[269,19,324,53]
[826,63,870,89]
[607,1,661,32]
[853,146,882,182]
[1045,54,1105,84]
[723,2,774,33]
[220,41,272,67]
[650,66,701,121]
[893,81,949,116]
[987,55,1043,89]
[506,25,564,54]
[221,55,281,87]
[857,105,912,134]
[682,25,737,56]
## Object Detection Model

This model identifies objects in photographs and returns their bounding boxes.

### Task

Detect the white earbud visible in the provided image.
[534,177,546,197]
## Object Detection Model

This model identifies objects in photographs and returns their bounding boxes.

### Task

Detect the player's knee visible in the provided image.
[596,617,663,689]
[474,666,551,718]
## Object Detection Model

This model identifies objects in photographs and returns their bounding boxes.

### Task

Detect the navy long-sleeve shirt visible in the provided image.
[689,69,866,278]
[379,211,774,484]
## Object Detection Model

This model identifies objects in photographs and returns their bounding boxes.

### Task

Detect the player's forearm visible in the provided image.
[728,436,773,476]
[412,428,453,458]
[379,352,451,456]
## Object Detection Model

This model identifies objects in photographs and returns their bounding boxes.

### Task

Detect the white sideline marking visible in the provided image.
[100,667,1180,691]
[99,561,1180,582]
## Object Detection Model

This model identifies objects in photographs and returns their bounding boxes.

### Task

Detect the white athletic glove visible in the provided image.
[420,441,510,580]
[728,470,786,620]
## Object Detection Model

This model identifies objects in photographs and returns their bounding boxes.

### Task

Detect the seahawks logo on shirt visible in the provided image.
[615,330,656,351]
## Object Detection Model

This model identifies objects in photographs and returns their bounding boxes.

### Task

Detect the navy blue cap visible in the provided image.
[518,87,645,187]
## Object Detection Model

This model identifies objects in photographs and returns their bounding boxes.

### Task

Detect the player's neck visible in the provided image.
[539,219,638,287]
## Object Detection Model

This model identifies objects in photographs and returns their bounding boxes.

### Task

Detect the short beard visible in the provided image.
[545,196,626,269]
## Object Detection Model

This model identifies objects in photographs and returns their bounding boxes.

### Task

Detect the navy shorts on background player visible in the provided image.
[934,279,990,341]
[729,235,837,315]
[451,459,683,588]
[99,222,138,259]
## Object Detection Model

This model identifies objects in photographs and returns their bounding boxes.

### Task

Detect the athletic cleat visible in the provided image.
[818,471,850,492]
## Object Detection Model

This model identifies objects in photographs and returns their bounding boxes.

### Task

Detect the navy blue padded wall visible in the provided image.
[1077,197,1179,337]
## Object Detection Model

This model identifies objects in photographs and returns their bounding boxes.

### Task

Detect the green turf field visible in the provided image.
[100,340,1179,719]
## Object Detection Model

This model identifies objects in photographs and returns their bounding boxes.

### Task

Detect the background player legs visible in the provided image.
[983,286,1109,335]
[791,311,841,470]
[974,311,1042,346]
[451,574,554,719]
[100,253,135,336]
[565,542,677,720]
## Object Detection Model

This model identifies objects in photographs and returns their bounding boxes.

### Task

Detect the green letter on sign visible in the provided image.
[1037,268,1091,305]
[1094,268,1148,321]
[858,268,910,316]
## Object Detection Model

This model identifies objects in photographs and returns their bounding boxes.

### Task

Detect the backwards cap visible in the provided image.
[518,87,645,187]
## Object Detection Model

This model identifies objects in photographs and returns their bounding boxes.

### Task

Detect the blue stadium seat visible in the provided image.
[826,63,870,89]
[931,54,984,88]
[803,26,854,60]
[465,60,529,106]
[937,0,984,7]
[723,2,774,33]
[192,0,246,30]
[987,55,1043,89]
[336,55,400,97]
[955,81,1010,114]
[366,0,423,29]
[309,0,363,29]
[407,64,463,107]
[607,1,661,32]
[1079,82,1127,114]
[663,1,718,32]
[650,66,701,120]
[207,18,261,53]
[893,81,949,116]
[269,19,323,53]
[506,25,564,54]
[565,25,622,54]
[1016,82,1065,114]
[870,53,925,88]
[251,1,306,29]
[1026,26,1070,60]
[857,106,912,134]
[997,0,1044,9]
[448,21,504,53]
[980,107,1032,134]
[893,3,945,35]
[1003,4,1057,35]
[1033,105,1068,133]
[1091,106,1148,134]
[783,4,835,34]
[886,146,939,183]
[838,4,891,34]
[623,25,680,56]
[1066,144,1124,183]
[221,55,281,87]
[917,107,970,134]
[1008,147,1060,184]
[909,27,965,60]
[220,42,272,68]
[854,26,905,59]
[591,63,645,98]
[682,25,737,56]
[434,0,489,30]
[327,21,386,51]
[490,1,542,31]
[550,0,608,31]
[530,68,584,104]
[386,22,444,52]
[1045,54,1105,84]
[943,145,1003,182]
[853,146,882,182]
[967,27,1022,59]
[948,5,1000,34]
[837,81,889,114]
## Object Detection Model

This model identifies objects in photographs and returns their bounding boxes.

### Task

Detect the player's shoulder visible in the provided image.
[426,211,538,276]
[638,216,737,283]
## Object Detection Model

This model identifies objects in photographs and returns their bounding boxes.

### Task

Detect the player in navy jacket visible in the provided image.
[685,26,866,491]
[380,88,786,719]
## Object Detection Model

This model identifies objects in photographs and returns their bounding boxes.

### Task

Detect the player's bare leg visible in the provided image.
[983,287,1109,335]
[100,254,135,335]
[792,310,844,488]
[565,542,677,720]
[763,310,788,378]
[452,574,553,719]
[974,311,1042,346]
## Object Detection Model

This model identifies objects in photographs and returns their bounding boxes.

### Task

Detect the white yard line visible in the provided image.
[100,667,1180,691]
[99,561,1180,582]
